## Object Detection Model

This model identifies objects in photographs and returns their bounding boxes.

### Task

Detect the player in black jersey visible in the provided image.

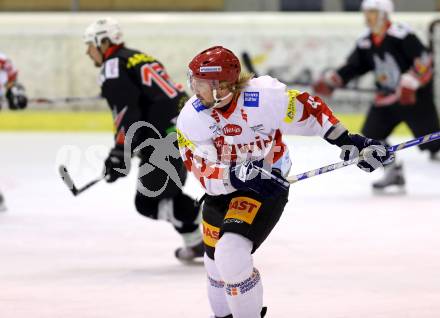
[313,0,440,192]
[83,18,203,261]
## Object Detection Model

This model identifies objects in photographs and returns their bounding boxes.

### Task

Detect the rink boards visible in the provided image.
[0,111,412,136]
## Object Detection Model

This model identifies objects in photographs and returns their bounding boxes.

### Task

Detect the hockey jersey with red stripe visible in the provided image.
[176,75,344,195]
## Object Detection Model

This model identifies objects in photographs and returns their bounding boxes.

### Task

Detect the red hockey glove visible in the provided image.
[312,71,342,97]
[313,78,334,96]
[399,73,419,106]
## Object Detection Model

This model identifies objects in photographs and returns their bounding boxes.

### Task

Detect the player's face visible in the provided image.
[86,43,103,67]
[189,77,218,107]
[364,10,384,34]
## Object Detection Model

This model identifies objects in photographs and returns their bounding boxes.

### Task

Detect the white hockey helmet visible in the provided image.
[361,0,394,15]
[83,17,123,47]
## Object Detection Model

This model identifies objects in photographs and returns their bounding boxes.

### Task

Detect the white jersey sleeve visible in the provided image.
[273,87,344,138]
[245,76,343,138]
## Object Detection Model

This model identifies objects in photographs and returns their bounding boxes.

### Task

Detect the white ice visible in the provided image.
[0,132,439,318]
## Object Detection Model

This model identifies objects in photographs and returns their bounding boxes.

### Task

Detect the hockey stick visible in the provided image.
[29,96,103,104]
[241,52,260,76]
[241,52,375,93]
[286,131,440,184]
[59,165,105,196]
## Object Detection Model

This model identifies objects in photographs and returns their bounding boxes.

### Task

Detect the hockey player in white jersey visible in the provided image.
[177,46,394,318]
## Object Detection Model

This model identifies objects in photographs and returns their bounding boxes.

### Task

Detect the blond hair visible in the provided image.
[220,72,255,94]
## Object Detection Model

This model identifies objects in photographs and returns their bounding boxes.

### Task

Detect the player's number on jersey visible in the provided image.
[141,62,183,98]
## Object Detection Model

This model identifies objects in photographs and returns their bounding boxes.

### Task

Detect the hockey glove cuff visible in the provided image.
[312,70,342,97]
[399,73,419,105]
[6,83,28,110]
[104,146,131,183]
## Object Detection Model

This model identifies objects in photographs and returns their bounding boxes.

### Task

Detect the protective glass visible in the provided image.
[187,72,219,95]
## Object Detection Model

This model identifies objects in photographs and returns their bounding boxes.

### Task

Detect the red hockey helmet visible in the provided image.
[189,46,241,83]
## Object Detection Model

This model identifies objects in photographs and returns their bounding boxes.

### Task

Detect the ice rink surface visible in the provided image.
[0,132,439,318]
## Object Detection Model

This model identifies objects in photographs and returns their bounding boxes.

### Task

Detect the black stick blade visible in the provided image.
[241,52,259,77]
[59,165,78,195]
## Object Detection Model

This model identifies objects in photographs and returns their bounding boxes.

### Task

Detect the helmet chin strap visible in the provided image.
[211,89,233,109]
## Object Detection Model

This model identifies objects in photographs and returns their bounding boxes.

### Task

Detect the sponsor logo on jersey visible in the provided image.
[202,220,220,247]
[176,129,195,151]
[225,197,261,225]
[284,89,300,123]
[250,124,264,132]
[105,58,119,79]
[223,218,243,224]
[192,98,207,112]
[243,92,259,107]
[214,135,225,149]
[200,66,222,73]
[222,124,242,136]
[126,53,156,69]
[213,134,277,163]
[209,123,222,136]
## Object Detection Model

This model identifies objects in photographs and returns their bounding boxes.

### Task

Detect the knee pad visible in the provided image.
[214,233,253,283]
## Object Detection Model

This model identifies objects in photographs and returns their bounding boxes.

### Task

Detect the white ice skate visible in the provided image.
[372,162,406,195]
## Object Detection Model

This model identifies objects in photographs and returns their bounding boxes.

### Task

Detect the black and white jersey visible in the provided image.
[100,45,188,150]
[336,23,433,106]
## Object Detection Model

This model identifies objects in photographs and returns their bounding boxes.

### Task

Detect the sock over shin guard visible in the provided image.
[205,254,231,317]
[214,233,263,318]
